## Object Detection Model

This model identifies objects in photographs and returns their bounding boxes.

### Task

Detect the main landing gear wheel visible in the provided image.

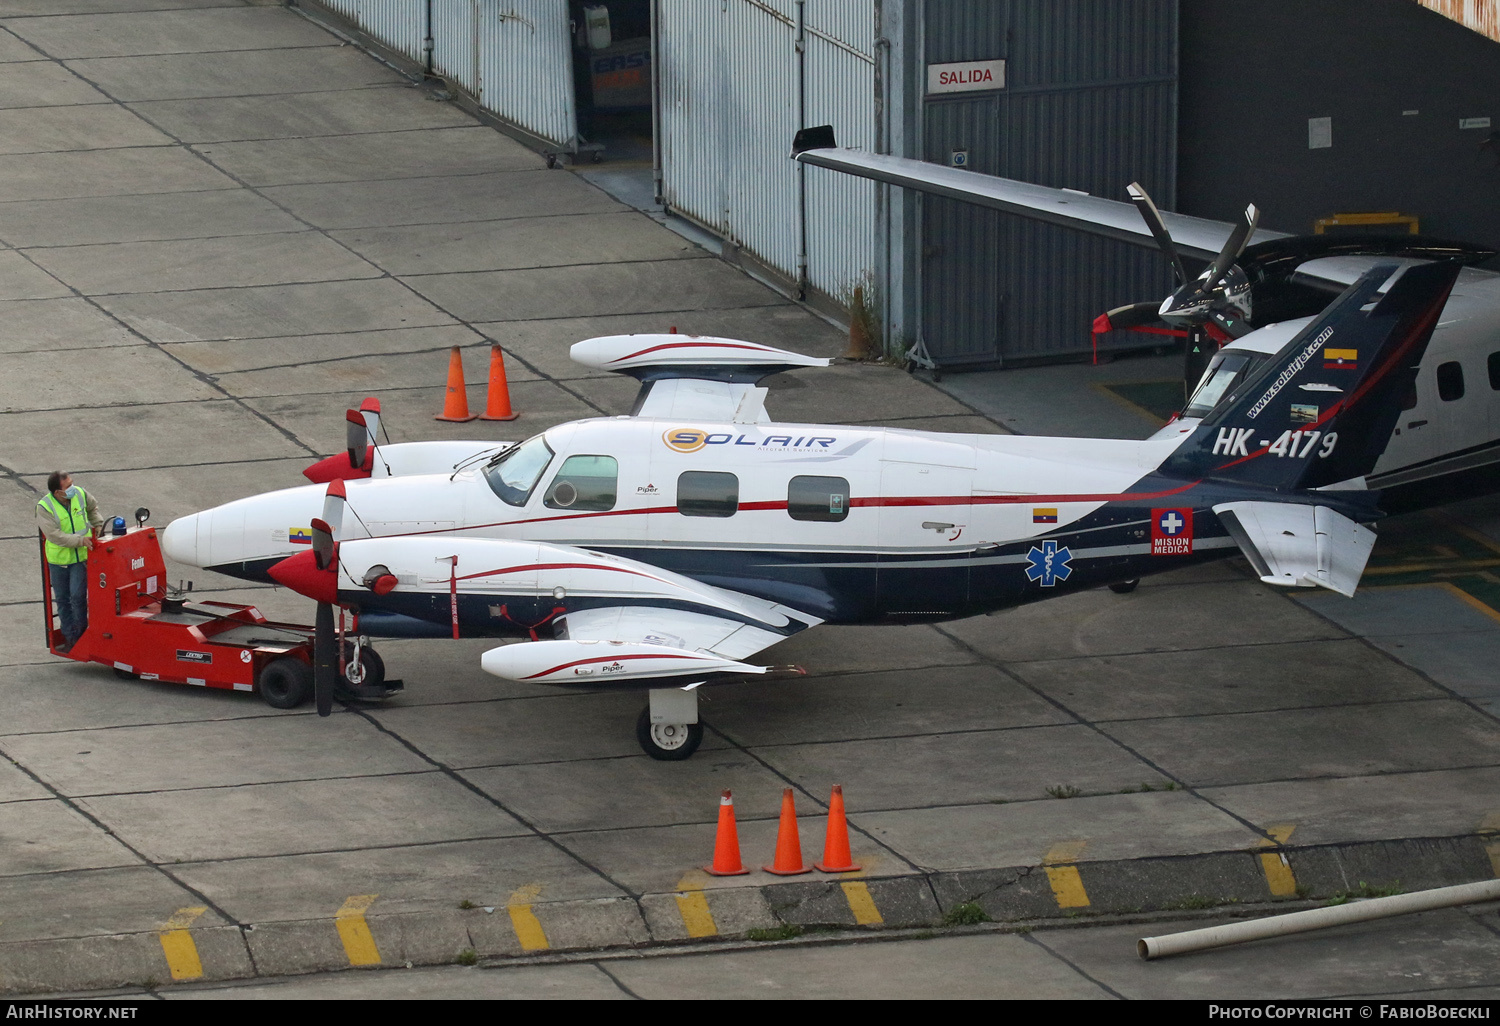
[1109,578,1140,594]
[636,706,703,761]
[258,657,312,709]
[339,645,385,690]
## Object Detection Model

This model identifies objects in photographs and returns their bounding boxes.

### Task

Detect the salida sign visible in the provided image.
[927,59,1006,95]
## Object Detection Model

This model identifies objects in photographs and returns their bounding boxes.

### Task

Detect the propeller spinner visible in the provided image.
[1127,182,1260,332]
[267,480,350,717]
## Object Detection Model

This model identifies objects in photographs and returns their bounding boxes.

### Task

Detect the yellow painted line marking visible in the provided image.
[1043,840,1090,908]
[1431,513,1500,557]
[158,907,206,981]
[335,894,381,966]
[674,890,718,938]
[841,881,883,925]
[1482,814,1500,878]
[1089,380,1172,426]
[1362,585,1500,624]
[673,872,717,939]
[507,884,550,951]
[1257,823,1299,897]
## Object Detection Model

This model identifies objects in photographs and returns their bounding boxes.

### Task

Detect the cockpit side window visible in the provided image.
[1184,352,1262,419]
[544,455,618,511]
[482,435,554,506]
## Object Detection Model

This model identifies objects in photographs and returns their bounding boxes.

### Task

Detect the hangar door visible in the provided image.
[920,0,1179,368]
[431,0,579,151]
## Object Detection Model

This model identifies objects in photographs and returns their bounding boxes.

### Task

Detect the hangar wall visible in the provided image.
[309,0,580,150]
[1180,0,1500,252]
[656,0,878,308]
[915,0,1178,368]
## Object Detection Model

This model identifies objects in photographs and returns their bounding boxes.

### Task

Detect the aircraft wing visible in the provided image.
[332,532,822,683]
[793,143,1287,259]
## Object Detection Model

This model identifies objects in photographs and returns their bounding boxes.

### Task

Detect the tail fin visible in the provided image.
[1159,260,1460,491]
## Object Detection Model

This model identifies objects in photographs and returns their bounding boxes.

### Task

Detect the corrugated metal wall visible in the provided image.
[658,0,876,303]
[921,0,1178,366]
[476,2,578,148]
[308,0,578,150]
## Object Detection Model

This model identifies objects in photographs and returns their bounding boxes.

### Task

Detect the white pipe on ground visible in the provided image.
[1139,878,1500,960]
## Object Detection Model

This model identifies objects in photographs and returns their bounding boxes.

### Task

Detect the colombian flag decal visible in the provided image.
[1323,347,1358,370]
[289,527,312,545]
[1032,508,1059,524]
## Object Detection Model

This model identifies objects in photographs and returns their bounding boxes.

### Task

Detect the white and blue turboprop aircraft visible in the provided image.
[164,261,1457,760]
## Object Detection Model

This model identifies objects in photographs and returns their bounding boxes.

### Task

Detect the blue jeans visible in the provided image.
[49,561,88,644]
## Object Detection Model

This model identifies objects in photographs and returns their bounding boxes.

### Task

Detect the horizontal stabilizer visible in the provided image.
[1213,501,1376,597]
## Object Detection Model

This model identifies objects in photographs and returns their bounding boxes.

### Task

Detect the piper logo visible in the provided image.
[663,428,709,453]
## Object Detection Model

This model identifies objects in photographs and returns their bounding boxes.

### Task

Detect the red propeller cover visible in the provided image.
[302,452,372,483]
[267,549,339,605]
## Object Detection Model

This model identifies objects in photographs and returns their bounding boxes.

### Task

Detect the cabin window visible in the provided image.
[1489,352,1500,390]
[1437,361,1465,402]
[788,475,849,523]
[544,455,617,511]
[482,434,553,507]
[677,471,738,518]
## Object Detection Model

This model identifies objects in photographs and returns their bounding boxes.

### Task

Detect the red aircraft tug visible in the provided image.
[40,518,400,708]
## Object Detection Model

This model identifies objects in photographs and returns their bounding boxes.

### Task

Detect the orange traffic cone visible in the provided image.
[815,785,861,873]
[763,788,811,875]
[704,790,749,877]
[478,344,520,422]
[434,346,477,422]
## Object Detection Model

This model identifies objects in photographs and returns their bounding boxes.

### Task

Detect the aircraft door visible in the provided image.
[876,461,972,617]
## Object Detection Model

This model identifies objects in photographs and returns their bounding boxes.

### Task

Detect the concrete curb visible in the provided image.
[5,832,1496,994]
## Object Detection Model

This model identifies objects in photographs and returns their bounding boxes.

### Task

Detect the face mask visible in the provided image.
[63,486,78,499]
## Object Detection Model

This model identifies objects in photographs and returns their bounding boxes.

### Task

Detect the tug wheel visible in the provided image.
[636,706,703,761]
[259,657,312,709]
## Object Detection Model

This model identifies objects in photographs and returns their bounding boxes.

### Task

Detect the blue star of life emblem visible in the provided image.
[1025,540,1073,587]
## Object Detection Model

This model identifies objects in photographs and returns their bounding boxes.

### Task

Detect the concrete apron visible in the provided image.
[2,832,1497,993]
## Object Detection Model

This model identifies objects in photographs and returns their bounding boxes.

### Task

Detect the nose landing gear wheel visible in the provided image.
[636,706,703,761]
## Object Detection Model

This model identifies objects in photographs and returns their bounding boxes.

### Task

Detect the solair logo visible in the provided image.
[663,428,838,453]
[664,429,710,453]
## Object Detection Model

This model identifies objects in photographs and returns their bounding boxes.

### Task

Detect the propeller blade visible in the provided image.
[1097,300,1166,332]
[310,517,334,572]
[1127,182,1188,285]
[314,601,335,717]
[1201,203,1260,292]
[345,410,368,471]
[321,479,346,541]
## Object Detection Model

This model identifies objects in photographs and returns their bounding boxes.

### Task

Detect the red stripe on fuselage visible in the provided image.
[353,484,1198,541]
[455,561,674,585]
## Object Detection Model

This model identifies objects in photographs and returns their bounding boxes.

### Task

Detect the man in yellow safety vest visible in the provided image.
[36,471,102,652]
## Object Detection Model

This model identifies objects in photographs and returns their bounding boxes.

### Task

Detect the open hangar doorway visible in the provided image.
[568,1,654,164]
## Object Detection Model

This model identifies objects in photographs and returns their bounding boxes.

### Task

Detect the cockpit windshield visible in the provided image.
[1183,352,1265,420]
[482,434,553,506]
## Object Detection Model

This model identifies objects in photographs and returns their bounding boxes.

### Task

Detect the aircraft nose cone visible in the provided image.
[161,513,205,566]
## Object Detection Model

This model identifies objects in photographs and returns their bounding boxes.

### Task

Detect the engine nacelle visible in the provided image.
[480,639,765,685]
